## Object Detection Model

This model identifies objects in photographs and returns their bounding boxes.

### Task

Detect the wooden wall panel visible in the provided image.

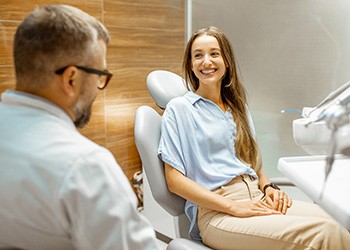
[104,0,184,30]
[103,1,185,180]
[0,0,185,184]
[0,22,17,94]
[0,0,103,21]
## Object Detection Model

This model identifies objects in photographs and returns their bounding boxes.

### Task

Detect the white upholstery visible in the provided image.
[167,238,211,250]
[134,106,185,216]
[134,105,211,250]
[134,70,210,249]
[146,70,188,109]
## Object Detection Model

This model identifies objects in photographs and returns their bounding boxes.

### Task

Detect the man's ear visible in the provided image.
[60,66,79,97]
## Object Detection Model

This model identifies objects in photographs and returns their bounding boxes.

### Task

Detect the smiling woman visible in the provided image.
[158,26,350,250]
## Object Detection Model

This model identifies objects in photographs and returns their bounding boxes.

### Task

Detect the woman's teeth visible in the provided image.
[202,69,215,74]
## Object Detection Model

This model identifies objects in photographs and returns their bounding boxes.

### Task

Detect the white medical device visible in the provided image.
[305,81,350,122]
[278,81,350,230]
[304,81,350,200]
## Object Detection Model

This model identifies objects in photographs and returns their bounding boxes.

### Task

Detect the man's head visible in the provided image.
[13,5,111,127]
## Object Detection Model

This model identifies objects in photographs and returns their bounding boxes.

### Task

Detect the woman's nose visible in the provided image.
[202,54,212,65]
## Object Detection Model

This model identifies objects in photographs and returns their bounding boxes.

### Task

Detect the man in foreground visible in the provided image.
[0,5,159,249]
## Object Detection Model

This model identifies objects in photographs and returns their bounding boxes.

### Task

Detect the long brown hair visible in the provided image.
[183,26,262,171]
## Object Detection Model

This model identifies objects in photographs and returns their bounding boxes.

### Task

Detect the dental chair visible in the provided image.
[134,70,211,249]
[134,70,295,250]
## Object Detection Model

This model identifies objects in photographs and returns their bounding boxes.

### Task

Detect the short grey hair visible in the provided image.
[14,5,110,88]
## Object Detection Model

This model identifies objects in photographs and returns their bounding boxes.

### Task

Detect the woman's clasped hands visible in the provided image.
[228,189,292,218]
[263,188,293,215]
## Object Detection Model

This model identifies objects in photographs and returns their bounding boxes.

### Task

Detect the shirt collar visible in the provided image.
[184,91,203,105]
[1,90,75,129]
[184,91,232,114]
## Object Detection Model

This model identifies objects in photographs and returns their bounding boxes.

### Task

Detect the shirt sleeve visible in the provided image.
[157,105,187,175]
[58,148,160,250]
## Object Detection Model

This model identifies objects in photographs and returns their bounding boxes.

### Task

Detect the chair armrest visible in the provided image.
[270,176,295,186]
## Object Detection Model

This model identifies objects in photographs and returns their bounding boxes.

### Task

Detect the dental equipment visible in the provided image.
[306,81,350,119]
[308,82,350,201]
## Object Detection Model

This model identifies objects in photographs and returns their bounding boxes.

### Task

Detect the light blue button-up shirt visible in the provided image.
[158,91,258,240]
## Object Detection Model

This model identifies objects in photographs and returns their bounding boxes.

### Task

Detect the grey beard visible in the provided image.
[74,104,92,128]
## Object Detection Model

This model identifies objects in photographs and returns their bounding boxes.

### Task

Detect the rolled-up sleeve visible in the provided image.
[158,106,187,176]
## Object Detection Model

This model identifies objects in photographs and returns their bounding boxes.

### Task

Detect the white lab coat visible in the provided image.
[0,90,159,250]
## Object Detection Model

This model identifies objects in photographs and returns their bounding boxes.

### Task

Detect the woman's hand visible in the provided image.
[264,188,293,214]
[229,199,281,217]
[256,168,293,215]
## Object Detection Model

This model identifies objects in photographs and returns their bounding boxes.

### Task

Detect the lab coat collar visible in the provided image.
[1,89,76,129]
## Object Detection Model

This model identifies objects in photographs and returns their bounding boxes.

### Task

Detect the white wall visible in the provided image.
[190,0,350,177]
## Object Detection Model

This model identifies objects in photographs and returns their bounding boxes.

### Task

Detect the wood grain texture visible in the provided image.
[0,0,185,184]
[0,0,103,21]
[102,0,184,180]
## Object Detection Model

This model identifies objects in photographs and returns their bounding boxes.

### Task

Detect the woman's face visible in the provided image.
[191,35,226,88]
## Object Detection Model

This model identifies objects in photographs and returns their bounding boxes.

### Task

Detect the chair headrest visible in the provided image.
[146,70,189,109]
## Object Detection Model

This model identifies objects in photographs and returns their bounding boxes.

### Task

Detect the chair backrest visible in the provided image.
[134,106,185,216]
[146,70,188,109]
[134,70,189,216]
[135,71,214,249]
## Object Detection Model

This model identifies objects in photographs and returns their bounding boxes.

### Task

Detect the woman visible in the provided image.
[158,26,350,249]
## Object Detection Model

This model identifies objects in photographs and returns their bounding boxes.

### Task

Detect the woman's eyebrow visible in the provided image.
[192,47,220,53]
[192,49,202,53]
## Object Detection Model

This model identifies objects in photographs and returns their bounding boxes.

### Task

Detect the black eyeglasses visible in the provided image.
[55,65,113,90]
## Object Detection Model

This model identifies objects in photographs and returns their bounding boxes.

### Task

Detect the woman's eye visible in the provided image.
[194,53,202,58]
[212,51,220,56]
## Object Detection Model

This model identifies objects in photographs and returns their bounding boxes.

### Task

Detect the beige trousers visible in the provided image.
[197,175,350,250]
